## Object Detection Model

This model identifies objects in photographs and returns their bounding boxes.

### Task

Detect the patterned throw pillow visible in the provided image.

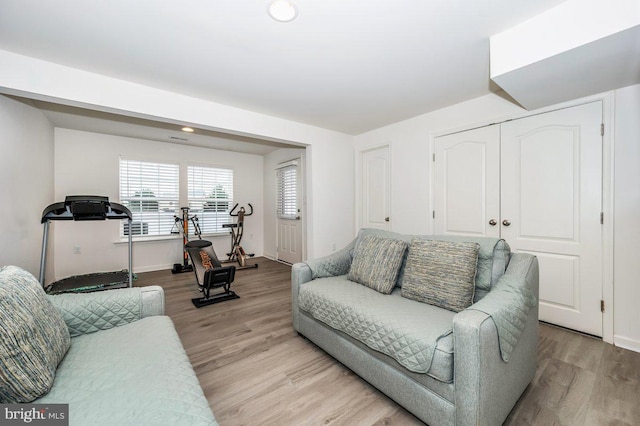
[401,239,479,312]
[0,266,71,403]
[347,235,408,294]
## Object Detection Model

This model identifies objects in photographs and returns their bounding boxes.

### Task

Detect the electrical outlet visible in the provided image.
[73,246,81,255]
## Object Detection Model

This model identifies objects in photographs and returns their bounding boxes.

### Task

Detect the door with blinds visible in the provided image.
[433,101,604,336]
[276,160,302,264]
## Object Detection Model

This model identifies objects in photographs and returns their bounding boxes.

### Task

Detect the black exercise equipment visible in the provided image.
[170,207,197,274]
[222,203,258,270]
[39,195,134,294]
[169,206,238,307]
[185,239,238,308]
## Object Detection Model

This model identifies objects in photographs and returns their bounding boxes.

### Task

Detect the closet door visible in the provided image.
[433,125,500,237]
[501,101,603,336]
[361,146,391,230]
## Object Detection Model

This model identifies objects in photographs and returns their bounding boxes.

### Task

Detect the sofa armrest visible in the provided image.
[291,263,312,332]
[47,286,165,337]
[292,239,356,332]
[453,254,539,425]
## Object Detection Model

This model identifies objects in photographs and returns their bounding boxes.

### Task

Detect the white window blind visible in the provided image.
[119,159,179,237]
[277,163,298,219]
[188,165,234,234]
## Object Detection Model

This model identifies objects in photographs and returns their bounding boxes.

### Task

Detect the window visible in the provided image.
[119,159,179,237]
[277,162,298,219]
[188,165,233,234]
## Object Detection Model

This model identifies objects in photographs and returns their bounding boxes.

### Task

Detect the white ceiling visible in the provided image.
[0,0,566,135]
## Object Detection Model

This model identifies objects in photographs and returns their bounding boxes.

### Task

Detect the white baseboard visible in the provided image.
[134,264,174,274]
[614,335,640,353]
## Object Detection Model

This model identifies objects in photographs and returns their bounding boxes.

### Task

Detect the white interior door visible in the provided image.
[361,146,391,230]
[276,160,303,264]
[433,125,501,237]
[501,102,603,336]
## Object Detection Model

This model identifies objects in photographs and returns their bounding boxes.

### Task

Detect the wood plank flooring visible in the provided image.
[136,258,640,425]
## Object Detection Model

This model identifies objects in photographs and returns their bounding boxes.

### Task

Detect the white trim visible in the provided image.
[428,91,615,343]
[614,335,640,353]
[601,92,615,344]
[276,159,298,169]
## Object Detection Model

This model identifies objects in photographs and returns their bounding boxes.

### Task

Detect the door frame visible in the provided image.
[428,91,615,344]
[275,156,305,264]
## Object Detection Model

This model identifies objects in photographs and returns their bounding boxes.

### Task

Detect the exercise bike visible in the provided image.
[171,207,239,308]
[222,203,258,270]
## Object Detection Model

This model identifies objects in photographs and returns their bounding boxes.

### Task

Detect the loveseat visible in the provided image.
[292,228,539,426]
[0,266,217,426]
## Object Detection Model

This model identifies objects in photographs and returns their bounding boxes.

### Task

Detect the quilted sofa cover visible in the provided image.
[39,286,217,426]
[299,275,455,380]
[292,228,540,426]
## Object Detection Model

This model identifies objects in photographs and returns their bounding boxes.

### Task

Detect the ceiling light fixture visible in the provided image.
[267,0,297,22]
[181,127,194,133]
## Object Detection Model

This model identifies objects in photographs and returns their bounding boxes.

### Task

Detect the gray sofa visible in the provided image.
[292,229,539,426]
[0,265,216,426]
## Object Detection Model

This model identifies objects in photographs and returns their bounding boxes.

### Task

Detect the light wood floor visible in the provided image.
[136,258,640,425]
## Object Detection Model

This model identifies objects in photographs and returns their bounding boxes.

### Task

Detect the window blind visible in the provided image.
[119,159,179,237]
[277,164,297,219]
[188,165,234,234]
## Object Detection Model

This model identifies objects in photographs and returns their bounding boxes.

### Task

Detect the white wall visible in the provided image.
[355,86,640,352]
[0,50,356,261]
[53,128,264,280]
[613,84,640,352]
[0,95,54,277]
[263,147,306,260]
[355,93,524,235]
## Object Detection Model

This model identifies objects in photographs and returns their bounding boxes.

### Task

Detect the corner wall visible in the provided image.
[0,95,54,276]
[613,84,640,352]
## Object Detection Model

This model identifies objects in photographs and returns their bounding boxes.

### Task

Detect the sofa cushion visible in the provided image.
[401,239,479,313]
[425,235,510,291]
[299,275,454,377]
[36,316,217,426]
[0,266,71,403]
[347,235,408,294]
[354,229,510,292]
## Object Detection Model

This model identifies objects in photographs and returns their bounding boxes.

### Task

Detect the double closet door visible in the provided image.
[433,102,603,336]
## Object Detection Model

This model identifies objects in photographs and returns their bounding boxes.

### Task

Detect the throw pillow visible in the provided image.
[347,235,408,294]
[0,266,71,403]
[401,239,479,312]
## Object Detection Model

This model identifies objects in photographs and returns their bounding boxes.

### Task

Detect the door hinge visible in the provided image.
[601,300,605,313]
[432,210,435,219]
[601,123,604,136]
[600,212,604,224]
[432,153,435,162]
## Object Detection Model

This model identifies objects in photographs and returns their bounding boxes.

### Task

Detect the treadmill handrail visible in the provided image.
[41,197,132,222]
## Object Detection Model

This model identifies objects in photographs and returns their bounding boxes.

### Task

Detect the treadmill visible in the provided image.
[39,195,134,294]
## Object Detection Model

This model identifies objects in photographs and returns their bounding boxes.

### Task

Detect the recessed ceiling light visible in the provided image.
[268,0,297,22]
[182,127,194,133]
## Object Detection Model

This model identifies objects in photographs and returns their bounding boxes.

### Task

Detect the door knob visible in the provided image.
[385,217,390,222]
[502,219,511,226]
[489,219,497,226]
